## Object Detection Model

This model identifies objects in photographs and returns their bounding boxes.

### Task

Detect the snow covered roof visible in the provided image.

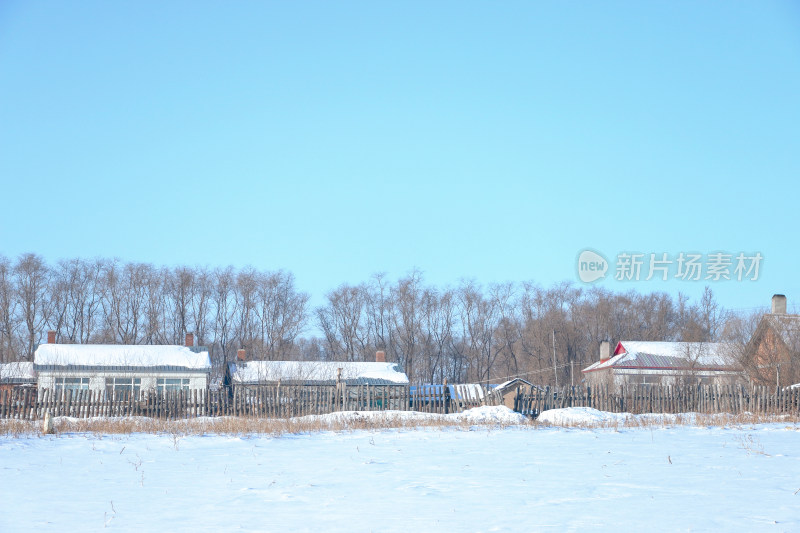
[0,362,35,383]
[34,344,211,370]
[583,341,739,373]
[229,361,409,385]
[494,378,536,392]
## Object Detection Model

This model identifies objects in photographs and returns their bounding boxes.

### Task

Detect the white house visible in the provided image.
[582,340,743,387]
[34,332,211,395]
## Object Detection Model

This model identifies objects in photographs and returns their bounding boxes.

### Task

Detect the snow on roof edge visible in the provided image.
[0,362,35,381]
[230,361,409,384]
[34,344,211,370]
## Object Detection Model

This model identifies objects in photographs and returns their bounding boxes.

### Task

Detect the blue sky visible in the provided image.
[1,1,798,312]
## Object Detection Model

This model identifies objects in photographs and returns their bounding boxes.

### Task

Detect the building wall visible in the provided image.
[497,385,528,409]
[751,327,794,386]
[584,369,615,388]
[585,369,743,388]
[38,370,209,393]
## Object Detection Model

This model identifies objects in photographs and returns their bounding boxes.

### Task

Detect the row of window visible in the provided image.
[53,377,191,393]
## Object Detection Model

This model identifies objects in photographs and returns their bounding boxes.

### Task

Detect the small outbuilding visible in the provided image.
[492,378,537,410]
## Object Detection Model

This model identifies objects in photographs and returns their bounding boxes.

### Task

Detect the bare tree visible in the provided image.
[456,279,500,384]
[48,258,102,344]
[0,255,19,362]
[317,283,368,361]
[391,270,426,383]
[142,265,166,345]
[490,282,521,383]
[418,287,456,384]
[254,270,309,360]
[100,261,150,344]
[210,266,237,365]
[14,253,51,359]
[363,273,393,354]
[190,267,213,346]
[698,286,727,341]
[233,267,259,357]
[517,282,550,381]
[164,267,194,345]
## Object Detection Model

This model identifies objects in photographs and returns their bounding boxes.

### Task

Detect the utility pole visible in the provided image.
[552,329,558,388]
[571,361,574,387]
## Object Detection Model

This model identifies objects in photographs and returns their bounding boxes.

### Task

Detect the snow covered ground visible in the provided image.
[1,407,799,532]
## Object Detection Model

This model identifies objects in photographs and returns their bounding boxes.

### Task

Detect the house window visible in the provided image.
[157,378,190,392]
[105,377,141,395]
[54,377,89,391]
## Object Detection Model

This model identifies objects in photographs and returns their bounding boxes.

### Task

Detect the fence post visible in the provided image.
[443,379,450,414]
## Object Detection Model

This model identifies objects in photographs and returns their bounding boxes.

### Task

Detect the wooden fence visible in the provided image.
[5,383,794,421]
[409,384,493,414]
[0,384,495,420]
[515,384,800,416]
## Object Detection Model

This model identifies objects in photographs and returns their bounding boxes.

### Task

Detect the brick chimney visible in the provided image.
[375,350,386,363]
[185,332,194,347]
[47,330,56,344]
[237,349,246,362]
[772,294,787,315]
[599,340,610,362]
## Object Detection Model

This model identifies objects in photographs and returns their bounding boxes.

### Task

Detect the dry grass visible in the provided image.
[1,410,798,437]
[0,412,517,437]
[532,411,800,430]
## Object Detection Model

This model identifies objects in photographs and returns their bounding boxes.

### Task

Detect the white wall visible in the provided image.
[38,370,209,392]
[585,368,745,388]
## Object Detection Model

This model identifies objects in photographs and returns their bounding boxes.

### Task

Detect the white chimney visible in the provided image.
[772,294,787,314]
[599,340,611,362]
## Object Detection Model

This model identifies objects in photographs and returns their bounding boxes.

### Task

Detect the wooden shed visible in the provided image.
[492,378,536,410]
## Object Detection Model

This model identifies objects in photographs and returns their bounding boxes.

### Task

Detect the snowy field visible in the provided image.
[1,407,799,532]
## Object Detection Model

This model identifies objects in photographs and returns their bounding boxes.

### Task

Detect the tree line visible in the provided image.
[0,253,744,384]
